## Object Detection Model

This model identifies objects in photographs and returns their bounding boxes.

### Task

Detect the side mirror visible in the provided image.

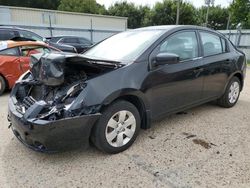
[153,53,180,66]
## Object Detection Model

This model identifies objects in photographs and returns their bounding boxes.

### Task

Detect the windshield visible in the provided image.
[84,30,164,62]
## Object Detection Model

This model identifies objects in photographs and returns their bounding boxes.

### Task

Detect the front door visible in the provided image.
[145,30,205,119]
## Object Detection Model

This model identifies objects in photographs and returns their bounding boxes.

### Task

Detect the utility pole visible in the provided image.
[226,13,231,30]
[227,0,235,30]
[176,0,180,25]
[48,14,53,37]
[205,0,215,27]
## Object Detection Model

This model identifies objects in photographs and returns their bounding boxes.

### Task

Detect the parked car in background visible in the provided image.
[0,26,77,53]
[47,36,92,53]
[8,25,246,154]
[0,40,60,95]
[0,26,44,41]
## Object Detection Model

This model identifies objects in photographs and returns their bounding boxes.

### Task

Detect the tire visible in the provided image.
[91,100,141,154]
[0,76,6,96]
[217,77,241,108]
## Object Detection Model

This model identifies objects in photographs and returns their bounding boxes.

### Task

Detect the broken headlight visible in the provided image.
[37,82,87,120]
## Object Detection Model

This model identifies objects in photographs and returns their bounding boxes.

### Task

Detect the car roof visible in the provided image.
[50,36,90,39]
[0,26,29,31]
[0,40,47,50]
[135,25,182,31]
[0,26,44,38]
[135,25,214,30]
[134,25,223,36]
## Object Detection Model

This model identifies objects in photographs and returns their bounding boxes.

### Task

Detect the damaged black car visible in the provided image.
[8,25,246,154]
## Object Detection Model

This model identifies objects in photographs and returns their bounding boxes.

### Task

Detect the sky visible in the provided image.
[96,0,233,8]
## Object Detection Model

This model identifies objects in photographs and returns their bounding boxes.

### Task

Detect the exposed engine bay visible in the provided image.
[13,53,121,121]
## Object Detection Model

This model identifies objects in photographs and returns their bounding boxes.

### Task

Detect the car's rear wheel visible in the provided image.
[91,100,140,154]
[0,76,6,96]
[217,77,241,108]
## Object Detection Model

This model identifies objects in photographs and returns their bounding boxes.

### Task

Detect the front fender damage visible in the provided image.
[11,53,122,122]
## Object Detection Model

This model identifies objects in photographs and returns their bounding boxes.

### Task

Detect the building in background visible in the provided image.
[0,6,128,43]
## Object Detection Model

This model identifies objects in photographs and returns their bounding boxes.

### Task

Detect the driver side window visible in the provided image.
[159,31,198,61]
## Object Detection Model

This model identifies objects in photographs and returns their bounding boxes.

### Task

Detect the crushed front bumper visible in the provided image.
[8,98,101,152]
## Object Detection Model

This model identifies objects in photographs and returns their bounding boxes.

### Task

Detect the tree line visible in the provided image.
[0,0,249,29]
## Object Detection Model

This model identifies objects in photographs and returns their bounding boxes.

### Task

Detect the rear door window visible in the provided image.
[200,32,223,56]
[221,38,227,53]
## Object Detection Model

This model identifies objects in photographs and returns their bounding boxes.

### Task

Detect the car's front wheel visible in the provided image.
[217,77,241,108]
[91,100,140,154]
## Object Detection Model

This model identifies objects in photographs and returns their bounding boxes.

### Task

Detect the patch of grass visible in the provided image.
[248,60,250,65]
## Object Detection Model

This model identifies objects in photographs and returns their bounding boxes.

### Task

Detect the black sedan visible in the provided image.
[0,26,77,53]
[47,36,92,53]
[8,25,246,154]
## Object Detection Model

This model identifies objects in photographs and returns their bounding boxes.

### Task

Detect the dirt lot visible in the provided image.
[0,69,250,188]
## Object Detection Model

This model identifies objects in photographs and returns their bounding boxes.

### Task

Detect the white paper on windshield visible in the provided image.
[0,41,8,51]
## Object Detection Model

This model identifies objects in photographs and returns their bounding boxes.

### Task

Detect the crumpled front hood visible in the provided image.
[30,53,123,87]
[31,53,66,86]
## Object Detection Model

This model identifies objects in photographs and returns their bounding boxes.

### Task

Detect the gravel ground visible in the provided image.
[0,69,249,188]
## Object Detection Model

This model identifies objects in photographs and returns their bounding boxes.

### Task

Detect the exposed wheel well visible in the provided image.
[0,73,9,90]
[106,95,149,129]
[233,73,243,91]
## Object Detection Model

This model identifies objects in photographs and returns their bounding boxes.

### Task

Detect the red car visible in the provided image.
[0,41,60,95]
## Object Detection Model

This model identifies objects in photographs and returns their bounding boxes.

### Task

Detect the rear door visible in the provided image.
[198,31,231,99]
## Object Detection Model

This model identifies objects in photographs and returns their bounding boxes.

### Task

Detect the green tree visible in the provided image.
[58,0,104,14]
[138,5,151,27]
[97,4,108,15]
[0,0,60,10]
[197,6,229,30]
[230,0,250,29]
[177,1,199,25]
[150,0,175,25]
[108,2,143,28]
[149,0,198,26]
